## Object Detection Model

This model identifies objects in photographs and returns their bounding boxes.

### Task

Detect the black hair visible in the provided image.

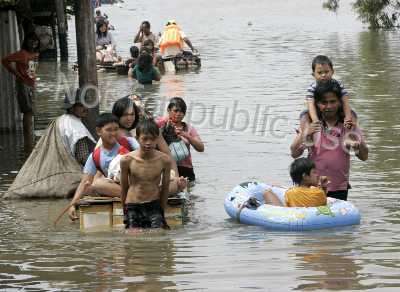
[112,96,140,130]
[141,21,150,28]
[313,79,344,123]
[143,39,154,49]
[96,20,108,38]
[130,46,139,58]
[167,97,187,114]
[290,158,315,185]
[96,113,119,128]
[311,55,333,72]
[137,52,153,72]
[136,118,160,138]
[21,32,40,53]
[166,20,177,26]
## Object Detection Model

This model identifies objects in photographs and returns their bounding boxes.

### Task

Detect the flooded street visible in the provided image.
[1,0,400,290]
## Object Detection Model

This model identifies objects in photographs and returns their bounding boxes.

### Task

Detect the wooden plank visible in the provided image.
[78,196,187,231]
[79,204,113,230]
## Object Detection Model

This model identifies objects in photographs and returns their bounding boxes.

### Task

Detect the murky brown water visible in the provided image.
[1,0,400,290]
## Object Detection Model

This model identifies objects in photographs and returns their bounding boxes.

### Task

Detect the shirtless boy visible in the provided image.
[120,119,172,229]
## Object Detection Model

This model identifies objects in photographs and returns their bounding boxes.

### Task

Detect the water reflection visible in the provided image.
[89,237,177,291]
[293,233,363,290]
[1,0,400,290]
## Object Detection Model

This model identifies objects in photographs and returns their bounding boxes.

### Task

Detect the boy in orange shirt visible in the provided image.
[264,158,329,207]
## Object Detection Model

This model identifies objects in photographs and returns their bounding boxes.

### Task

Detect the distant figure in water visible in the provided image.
[130,52,161,84]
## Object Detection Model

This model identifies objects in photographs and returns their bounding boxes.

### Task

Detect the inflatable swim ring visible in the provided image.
[224,181,361,231]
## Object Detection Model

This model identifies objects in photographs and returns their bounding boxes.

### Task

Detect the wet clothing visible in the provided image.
[16,81,34,113]
[178,166,195,182]
[327,188,349,201]
[1,49,38,87]
[285,186,327,207]
[306,78,348,101]
[131,65,160,84]
[309,124,365,193]
[156,116,200,170]
[124,200,169,229]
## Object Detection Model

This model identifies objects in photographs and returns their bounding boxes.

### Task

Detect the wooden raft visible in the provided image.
[77,194,187,231]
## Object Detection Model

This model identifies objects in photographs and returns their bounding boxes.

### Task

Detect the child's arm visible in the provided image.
[120,155,131,211]
[160,156,172,210]
[342,95,353,128]
[68,174,94,220]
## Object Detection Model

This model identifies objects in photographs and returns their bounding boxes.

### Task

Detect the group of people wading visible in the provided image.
[94,10,198,84]
[2,16,368,231]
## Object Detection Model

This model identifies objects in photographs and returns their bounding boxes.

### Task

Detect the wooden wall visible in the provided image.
[0,9,21,132]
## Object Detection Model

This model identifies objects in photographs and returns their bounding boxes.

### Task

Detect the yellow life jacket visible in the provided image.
[159,24,183,54]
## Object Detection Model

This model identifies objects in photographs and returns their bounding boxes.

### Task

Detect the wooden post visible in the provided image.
[0,9,21,133]
[55,0,68,61]
[74,0,98,136]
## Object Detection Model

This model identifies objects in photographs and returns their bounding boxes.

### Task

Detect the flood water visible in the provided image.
[1,0,400,290]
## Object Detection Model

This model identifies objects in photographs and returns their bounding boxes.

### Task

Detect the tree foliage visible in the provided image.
[324,0,400,29]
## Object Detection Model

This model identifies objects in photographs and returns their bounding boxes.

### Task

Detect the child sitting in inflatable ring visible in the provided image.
[263,158,329,207]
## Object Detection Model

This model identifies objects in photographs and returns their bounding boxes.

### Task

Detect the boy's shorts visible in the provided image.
[16,81,34,114]
[124,200,169,229]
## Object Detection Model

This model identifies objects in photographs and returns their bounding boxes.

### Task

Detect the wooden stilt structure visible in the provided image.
[74,0,98,135]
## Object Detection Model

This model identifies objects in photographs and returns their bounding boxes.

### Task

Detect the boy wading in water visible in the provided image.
[120,119,172,230]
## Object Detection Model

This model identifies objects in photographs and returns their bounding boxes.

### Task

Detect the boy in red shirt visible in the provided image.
[2,32,40,151]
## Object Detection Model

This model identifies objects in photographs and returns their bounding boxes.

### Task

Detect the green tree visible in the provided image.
[324,0,400,29]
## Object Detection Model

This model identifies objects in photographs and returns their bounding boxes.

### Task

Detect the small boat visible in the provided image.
[77,192,188,231]
[160,50,201,73]
[224,181,361,231]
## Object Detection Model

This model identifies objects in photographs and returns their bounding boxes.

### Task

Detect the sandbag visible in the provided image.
[4,118,82,199]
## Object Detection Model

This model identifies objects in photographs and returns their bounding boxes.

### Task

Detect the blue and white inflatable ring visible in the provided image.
[224,181,361,231]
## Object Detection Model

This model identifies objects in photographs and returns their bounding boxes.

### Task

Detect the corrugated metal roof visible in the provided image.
[0,10,21,132]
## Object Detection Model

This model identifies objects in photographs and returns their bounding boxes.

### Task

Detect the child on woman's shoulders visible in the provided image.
[302,55,356,143]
